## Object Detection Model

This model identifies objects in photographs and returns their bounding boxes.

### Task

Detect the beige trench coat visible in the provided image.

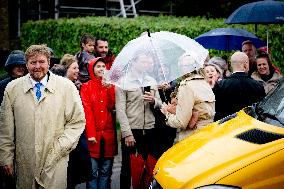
[0,72,86,188]
[166,74,215,142]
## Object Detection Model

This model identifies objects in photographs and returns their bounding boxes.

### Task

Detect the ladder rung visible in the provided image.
[108,0,139,18]
[107,0,120,2]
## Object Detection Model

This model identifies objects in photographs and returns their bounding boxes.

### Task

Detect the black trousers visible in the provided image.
[119,129,156,189]
[0,169,16,189]
[67,131,92,189]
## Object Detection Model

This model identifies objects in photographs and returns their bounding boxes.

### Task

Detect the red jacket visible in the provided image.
[80,58,116,158]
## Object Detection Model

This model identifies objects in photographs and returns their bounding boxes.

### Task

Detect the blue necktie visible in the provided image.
[35,82,42,101]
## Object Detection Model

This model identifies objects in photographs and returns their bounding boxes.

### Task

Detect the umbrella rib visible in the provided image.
[122,62,131,90]
[148,37,167,83]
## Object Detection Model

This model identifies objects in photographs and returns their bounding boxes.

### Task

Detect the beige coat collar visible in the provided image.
[23,71,56,94]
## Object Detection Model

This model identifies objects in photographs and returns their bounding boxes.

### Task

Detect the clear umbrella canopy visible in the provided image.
[107,31,208,90]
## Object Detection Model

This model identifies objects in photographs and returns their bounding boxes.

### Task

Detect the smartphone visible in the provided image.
[144,86,151,93]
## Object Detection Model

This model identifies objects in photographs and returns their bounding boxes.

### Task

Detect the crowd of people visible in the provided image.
[0,32,283,189]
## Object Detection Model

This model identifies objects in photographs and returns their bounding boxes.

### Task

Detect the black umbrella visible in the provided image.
[225,0,284,51]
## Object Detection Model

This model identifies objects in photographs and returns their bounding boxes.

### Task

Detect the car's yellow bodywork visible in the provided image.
[153,110,284,189]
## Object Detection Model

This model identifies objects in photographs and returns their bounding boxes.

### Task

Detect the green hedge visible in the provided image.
[20,16,284,72]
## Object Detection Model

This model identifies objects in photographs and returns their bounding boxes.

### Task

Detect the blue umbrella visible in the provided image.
[225,0,284,24]
[194,28,266,51]
[225,0,284,51]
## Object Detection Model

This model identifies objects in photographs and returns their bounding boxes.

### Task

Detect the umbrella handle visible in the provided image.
[266,26,269,53]
[147,29,151,37]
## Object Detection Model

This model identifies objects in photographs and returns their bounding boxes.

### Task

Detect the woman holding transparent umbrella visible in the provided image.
[161,54,215,142]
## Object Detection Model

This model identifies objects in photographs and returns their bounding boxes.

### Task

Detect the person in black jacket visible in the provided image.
[0,50,27,189]
[0,50,27,104]
[213,52,266,121]
[153,82,177,159]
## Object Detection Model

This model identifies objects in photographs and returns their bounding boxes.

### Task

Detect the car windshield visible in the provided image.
[255,78,284,127]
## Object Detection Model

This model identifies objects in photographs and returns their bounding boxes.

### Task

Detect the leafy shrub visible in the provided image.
[20,16,284,72]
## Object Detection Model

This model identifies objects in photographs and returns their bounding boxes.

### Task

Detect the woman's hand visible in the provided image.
[88,137,97,143]
[102,70,112,88]
[187,111,199,130]
[102,79,111,88]
[167,103,177,114]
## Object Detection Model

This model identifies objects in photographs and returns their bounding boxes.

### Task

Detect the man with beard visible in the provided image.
[95,38,115,70]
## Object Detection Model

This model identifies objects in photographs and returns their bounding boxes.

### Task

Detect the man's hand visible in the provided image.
[157,82,170,90]
[3,163,13,176]
[88,137,97,143]
[125,135,136,147]
[142,91,155,104]
[74,80,82,90]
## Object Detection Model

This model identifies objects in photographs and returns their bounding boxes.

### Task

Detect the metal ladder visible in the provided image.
[107,0,141,18]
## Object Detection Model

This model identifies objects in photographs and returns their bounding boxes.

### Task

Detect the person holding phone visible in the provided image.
[116,84,162,189]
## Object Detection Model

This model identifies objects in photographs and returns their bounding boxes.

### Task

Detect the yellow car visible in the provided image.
[151,78,284,189]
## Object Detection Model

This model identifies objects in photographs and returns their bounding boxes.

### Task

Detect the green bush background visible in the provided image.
[20,16,284,72]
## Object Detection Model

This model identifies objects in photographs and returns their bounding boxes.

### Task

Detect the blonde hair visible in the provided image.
[180,68,206,81]
[204,63,223,79]
[60,54,77,69]
[25,44,51,62]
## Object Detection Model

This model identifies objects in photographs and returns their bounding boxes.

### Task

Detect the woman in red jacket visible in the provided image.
[80,57,117,189]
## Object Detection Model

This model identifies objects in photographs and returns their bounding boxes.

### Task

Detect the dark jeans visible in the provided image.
[88,157,114,189]
[67,131,92,189]
[120,129,156,189]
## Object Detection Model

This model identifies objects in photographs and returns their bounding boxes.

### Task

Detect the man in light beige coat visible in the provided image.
[0,45,86,188]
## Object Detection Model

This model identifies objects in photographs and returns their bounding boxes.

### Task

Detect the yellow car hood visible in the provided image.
[154,109,284,188]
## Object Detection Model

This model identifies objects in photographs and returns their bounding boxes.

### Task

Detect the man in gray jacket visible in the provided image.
[116,85,162,189]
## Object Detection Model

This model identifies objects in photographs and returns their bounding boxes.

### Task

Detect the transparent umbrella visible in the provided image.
[107,31,208,90]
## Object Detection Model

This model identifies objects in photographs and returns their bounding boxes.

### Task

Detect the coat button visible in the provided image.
[101,100,103,102]
[101,110,103,112]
